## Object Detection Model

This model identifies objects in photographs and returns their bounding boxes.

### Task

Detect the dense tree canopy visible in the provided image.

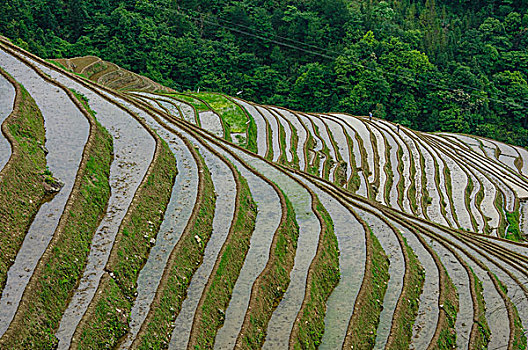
[2,0,528,146]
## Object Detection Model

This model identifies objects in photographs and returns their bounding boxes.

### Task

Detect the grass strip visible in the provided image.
[188,168,257,348]
[74,138,177,349]
[0,91,113,349]
[384,138,394,205]
[431,257,458,349]
[408,148,419,215]
[469,268,491,349]
[290,197,340,349]
[396,146,405,209]
[131,152,216,349]
[276,114,288,166]
[0,77,47,294]
[264,117,274,161]
[385,235,425,350]
[344,226,390,349]
[235,191,299,349]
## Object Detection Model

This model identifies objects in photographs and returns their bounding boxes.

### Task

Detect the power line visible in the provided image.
[144,3,528,110]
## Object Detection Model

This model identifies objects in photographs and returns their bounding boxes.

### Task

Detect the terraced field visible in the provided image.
[0,39,527,350]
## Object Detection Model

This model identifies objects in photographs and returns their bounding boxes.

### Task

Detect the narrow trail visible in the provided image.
[0,47,90,337]
[0,72,15,171]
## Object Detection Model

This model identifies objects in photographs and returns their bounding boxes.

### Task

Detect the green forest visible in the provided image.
[2,0,528,146]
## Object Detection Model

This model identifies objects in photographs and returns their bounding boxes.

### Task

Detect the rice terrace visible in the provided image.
[1,4,528,349]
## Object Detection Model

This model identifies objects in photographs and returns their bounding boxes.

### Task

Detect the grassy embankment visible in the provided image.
[0,76,47,293]
[236,191,299,348]
[344,226,390,348]
[385,235,425,350]
[188,169,258,348]
[290,198,340,348]
[74,135,177,349]
[131,152,217,349]
[0,90,113,348]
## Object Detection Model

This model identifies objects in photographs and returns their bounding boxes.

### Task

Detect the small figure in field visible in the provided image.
[369,111,373,121]
[396,123,400,133]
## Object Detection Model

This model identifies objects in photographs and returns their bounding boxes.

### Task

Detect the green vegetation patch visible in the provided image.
[0,83,47,294]
[344,227,390,349]
[0,91,113,348]
[291,198,340,348]
[505,209,522,242]
[75,138,177,349]
[133,152,216,350]
[192,92,248,134]
[189,170,257,348]
[168,93,209,113]
[237,192,299,348]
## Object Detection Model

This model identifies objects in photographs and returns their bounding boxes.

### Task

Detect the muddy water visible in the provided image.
[427,239,473,349]
[465,170,485,232]
[382,131,402,211]
[166,131,236,349]
[272,108,307,171]
[309,116,338,182]
[364,122,387,205]
[393,223,439,350]
[329,115,369,197]
[398,129,424,217]
[117,122,199,349]
[256,105,281,163]
[340,196,406,350]
[297,113,325,178]
[472,171,500,235]
[210,157,282,349]
[234,99,268,157]
[335,114,376,185]
[13,52,158,349]
[217,144,320,349]
[321,116,353,186]
[199,111,224,138]
[515,146,528,178]
[293,174,366,349]
[0,48,89,336]
[461,240,528,334]
[407,218,511,349]
[0,73,15,171]
[411,135,450,227]
[436,150,473,230]
[375,122,413,213]
[269,109,294,163]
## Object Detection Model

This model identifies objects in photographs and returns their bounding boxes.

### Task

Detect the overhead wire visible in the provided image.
[144,3,528,110]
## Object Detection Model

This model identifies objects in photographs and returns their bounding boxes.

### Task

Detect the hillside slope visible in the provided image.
[0,39,527,350]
